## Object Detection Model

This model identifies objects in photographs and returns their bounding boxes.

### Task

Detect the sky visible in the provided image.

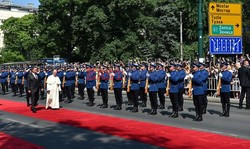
[11,0,40,7]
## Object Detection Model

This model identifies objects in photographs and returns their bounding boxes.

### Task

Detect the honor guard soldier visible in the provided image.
[0,68,8,95]
[39,67,46,100]
[128,63,140,112]
[219,62,232,117]
[10,68,17,96]
[199,62,209,114]
[64,67,73,103]
[57,67,65,99]
[156,63,166,109]
[5,68,10,92]
[112,64,123,110]
[99,65,110,108]
[167,64,180,118]
[17,68,25,97]
[176,63,186,111]
[189,63,204,121]
[70,66,76,99]
[126,64,133,105]
[86,64,96,106]
[147,63,159,115]
[76,66,86,100]
[139,63,148,107]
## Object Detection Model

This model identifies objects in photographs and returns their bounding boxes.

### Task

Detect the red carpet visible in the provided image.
[0,99,250,149]
[0,132,44,149]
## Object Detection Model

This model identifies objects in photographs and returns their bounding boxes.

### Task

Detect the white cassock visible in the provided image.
[46,75,61,109]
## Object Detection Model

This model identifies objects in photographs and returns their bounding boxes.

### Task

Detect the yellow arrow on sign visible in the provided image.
[209,14,242,36]
[209,2,242,15]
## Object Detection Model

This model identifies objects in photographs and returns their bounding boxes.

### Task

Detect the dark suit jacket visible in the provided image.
[27,73,41,93]
[238,66,250,87]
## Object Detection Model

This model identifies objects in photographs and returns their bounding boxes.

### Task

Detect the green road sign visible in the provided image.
[212,25,234,35]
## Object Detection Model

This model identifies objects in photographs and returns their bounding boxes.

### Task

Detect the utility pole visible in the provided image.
[180,12,183,61]
[198,0,204,62]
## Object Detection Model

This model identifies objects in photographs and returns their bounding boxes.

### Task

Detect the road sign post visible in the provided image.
[208,2,242,55]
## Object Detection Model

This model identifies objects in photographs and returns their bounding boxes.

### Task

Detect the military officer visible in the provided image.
[24,67,31,107]
[64,67,73,103]
[10,68,17,96]
[0,68,8,95]
[112,64,123,110]
[77,66,86,100]
[219,62,232,117]
[189,63,204,121]
[126,64,133,105]
[147,63,159,115]
[199,62,209,114]
[139,63,148,107]
[156,63,166,109]
[86,64,96,106]
[128,63,140,112]
[39,67,46,100]
[99,65,110,108]
[167,64,180,118]
[176,63,186,111]
[17,68,25,97]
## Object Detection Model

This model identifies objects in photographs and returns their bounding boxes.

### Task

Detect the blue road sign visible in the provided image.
[209,37,242,54]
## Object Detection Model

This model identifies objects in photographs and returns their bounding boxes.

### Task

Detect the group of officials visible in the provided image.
[0,59,250,122]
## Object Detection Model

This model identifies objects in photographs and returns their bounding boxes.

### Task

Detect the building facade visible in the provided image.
[0,2,37,50]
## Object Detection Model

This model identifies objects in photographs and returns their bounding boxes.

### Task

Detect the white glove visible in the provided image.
[128,72,132,76]
[16,72,18,75]
[189,74,194,78]
[110,73,115,77]
[166,73,170,77]
[219,73,223,77]
[45,73,48,76]
[146,73,150,77]
[63,72,66,75]
[99,72,102,76]
[76,72,79,75]
[123,71,127,76]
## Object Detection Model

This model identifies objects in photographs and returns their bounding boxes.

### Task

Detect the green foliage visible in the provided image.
[0,50,25,63]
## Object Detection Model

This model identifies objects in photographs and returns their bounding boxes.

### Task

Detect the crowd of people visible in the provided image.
[0,58,250,122]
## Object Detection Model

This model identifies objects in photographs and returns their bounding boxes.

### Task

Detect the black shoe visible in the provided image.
[149,110,157,115]
[64,99,71,103]
[169,112,178,118]
[197,117,203,121]
[141,102,146,107]
[159,105,165,109]
[220,111,226,117]
[128,101,133,105]
[239,104,242,109]
[31,108,37,113]
[115,106,122,110]
[131,107,138,113]
[179,107,184,111]
[101,104,108,108]
[225,112,229,117]
[27,103,30,107]
[88,102,94,106]
[202,109,206,114]
[246,107,250,109]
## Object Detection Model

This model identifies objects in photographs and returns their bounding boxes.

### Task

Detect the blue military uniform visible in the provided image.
[126,67,133,105]
[39,70,46,100]
[156,65,166,109]
[86,66,96,106]
[148,64,159,115]
[16,70,24,96]
[10,70,17,96]
[77,70,86,100]
[0,70,8,94]
[220,66,232,117]
[129,65,140,112]
[177,67,186,110]
[100,70,109,108]
[113,66,123,110]
[139,65,148,107]
[199,65,209,114]
[192,64,204,121]
[64,69,74,103]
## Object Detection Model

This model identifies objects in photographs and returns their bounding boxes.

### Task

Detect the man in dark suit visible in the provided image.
[238,60,250,109]
[27,67,42,113]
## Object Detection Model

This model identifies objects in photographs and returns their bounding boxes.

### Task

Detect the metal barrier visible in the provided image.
[184,77,241,97]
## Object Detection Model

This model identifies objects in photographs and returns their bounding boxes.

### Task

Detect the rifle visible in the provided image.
[217,74,222,96]
[109,73,114,91]
[188,77,192,98]
[15,74,18,85]
[62,73,66,88]
[122,72,126,89]
[75,72,79,87]
[127,76,131,92]
[96,69,100,90]
[22,76,24,85]
[44,74,47,89]
[166,78,170,96]
[145,76,149,93]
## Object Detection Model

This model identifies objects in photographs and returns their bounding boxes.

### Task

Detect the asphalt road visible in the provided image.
[0,90,250,148]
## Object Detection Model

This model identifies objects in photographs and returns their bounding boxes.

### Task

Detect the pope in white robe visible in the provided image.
[46,70,61,109]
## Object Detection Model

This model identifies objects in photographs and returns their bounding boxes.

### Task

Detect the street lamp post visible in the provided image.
[198,0,204,62]
[180,12,183,61]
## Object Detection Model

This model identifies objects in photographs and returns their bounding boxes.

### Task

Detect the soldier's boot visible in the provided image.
[225,104,230,117]
[131,107,138,113]
[220,104,226,117]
